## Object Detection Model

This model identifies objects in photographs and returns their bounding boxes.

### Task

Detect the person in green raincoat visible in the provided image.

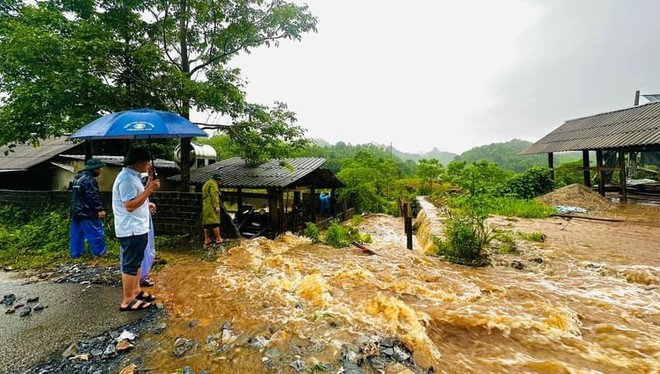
[202,172,224,247]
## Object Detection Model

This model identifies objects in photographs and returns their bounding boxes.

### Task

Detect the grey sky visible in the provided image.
[194,0,660,154]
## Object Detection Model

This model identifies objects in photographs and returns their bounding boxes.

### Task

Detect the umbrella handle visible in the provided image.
[149,160,158,178]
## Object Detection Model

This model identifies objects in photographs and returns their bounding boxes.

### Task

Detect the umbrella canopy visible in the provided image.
[70,108,208,140]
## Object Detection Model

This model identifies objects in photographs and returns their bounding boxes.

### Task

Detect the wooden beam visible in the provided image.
[547,153,555,181]
[619,150,627,203]
[582,150,591,188]
[596,150,605,196]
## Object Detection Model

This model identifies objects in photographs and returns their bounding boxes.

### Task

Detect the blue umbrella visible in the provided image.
[70,108,208,140]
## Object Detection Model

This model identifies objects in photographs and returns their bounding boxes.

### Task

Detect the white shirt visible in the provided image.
[112,167,150,237]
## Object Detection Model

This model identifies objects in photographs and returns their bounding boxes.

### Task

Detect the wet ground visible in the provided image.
[3,199,659,373]
[0,270,153,373]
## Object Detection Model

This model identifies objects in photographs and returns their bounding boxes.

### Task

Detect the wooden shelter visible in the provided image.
[168,157,345,238]
[522,101,660,202]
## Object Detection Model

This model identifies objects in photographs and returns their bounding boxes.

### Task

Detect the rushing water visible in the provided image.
[140,203,659,373]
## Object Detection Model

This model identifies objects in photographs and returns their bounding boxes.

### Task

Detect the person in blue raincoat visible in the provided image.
[69,158,107,258]
[319,192,331,215]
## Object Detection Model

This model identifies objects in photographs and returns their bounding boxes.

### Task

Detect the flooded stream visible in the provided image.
[139,204,659,373]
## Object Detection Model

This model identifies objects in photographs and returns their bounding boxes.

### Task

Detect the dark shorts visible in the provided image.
[203,223,221,229]
[119,233,148,276]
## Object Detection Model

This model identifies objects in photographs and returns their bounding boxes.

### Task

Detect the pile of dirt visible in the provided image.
[537,183,614,213]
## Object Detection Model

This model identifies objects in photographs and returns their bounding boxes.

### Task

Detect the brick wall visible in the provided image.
[0,189,203,236]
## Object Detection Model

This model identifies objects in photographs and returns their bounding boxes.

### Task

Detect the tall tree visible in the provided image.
[0,0,317,187]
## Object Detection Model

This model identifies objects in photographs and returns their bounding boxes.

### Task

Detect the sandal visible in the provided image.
[140,278,155,287]
[119,299,151,312]
[203,241,211,249]
[136,290,156,302]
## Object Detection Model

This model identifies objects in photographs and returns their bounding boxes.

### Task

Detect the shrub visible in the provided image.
[503,166,555,199]
[432,210,491,266]
[304,222,321,243]
[517,231,546,242]
[324,220,352,248]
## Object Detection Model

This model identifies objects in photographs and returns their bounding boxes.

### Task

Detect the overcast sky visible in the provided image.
[193,0,660,155]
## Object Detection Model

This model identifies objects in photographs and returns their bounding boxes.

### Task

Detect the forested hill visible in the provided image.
[455,139,580,173]
[310,138,580,173]
[311,139,457,164]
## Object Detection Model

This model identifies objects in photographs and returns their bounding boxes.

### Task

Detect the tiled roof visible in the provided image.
[522,101,660,154]
[168,157,344,189]
[0,137,82,171]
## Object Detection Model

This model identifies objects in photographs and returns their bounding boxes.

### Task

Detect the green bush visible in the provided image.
[503,166,555,199]
[0,207,120,269]
[304,222,321,243]
[432,210,491,266]
[324,220,352,248]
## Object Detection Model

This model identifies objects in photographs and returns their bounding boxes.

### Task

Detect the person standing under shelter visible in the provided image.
[70,158,107,259]
[202,172,224,248]
[112,148,159,311]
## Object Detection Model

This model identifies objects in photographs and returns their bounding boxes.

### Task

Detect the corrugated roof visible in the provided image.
[60,155,180,171]
[168,157,344,189]
[521,101,660,154]
[0,137,82,171]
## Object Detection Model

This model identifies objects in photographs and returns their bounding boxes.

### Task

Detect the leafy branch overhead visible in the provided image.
[0,0,317,160]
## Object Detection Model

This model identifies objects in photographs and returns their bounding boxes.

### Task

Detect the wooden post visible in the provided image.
[582,150,591,188]
[403,203,408,234]
[310,186,317,223]
[406,218,413,250]
[619,150,627,203]
[596,150,605,196]
[547,153,555,181]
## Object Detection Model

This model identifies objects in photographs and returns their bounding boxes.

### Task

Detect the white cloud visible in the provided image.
[198,0,660,155]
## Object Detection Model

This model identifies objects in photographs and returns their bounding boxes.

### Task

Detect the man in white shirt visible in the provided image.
[112,148,160,311]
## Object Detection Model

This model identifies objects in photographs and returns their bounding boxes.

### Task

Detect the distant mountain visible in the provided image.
[456,139,581,172]
[312,139,458,165]
[393,147,457,165]
[310,138,580,172]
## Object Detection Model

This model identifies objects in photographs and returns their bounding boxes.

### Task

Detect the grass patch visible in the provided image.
[450,196,555,218]
[517,231,546,242]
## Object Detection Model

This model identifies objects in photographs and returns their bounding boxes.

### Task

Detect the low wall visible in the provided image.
[0,189,203,236]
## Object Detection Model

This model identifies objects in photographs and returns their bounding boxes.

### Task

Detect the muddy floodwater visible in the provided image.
[136,203,659,373]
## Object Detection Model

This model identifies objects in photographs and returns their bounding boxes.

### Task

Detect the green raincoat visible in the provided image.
[202,179,221,225]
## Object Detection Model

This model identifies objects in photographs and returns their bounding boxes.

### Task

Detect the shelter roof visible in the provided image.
[0,137,81,172]
[522,101,660,154]
[168,157,344,189]
[60,155,180,171]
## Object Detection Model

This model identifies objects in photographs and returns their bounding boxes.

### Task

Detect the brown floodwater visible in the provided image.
[139,202,659,374]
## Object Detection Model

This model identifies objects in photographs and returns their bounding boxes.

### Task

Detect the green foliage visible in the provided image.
[455,139,582,173]
[432,210,490,265]
[335,151,399,214]
[502,166,555,199]
[517,231,546,242]
[0,207,120,269]
[417,158,444,192]
[451,160,513,196]
[0,0,317,157]
[196,134,243,161]
[324,220,353,248]
[554,159,587,188]
[229,102,310,165]
[0,204,27,228]
[304,222,321,243]
[450,195,555,219]
[492,230,518,254]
